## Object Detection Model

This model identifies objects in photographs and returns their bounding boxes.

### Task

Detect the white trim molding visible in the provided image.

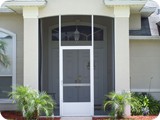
[131,89,160,93]
[130,36,160,40]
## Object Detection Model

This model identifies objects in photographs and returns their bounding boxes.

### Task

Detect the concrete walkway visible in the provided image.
[61,117,92,120]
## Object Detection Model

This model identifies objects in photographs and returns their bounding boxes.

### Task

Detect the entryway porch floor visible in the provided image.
[61,117,92,120]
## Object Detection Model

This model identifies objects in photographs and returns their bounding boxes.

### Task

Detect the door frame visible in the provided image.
[59,15,94,116]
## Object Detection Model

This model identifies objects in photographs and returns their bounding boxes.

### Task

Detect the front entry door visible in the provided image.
[60,49,93,116]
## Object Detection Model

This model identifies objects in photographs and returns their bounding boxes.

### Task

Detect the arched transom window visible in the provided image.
[52,25,104,41]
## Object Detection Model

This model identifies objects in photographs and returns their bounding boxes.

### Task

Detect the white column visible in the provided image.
[114,6,130,116]
[23,7,39,90]
[114,6,130,92]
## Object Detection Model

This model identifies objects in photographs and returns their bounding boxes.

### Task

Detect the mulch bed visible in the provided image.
[127,116,157,120]
[93,116,157,120]
[1,111,157,120]
[1,111,60,120]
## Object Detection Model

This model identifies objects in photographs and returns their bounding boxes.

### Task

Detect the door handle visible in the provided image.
[75,75,82,83]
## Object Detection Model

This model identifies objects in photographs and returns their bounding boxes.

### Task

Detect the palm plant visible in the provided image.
[0,40,10,67]
[104,91,138,118]
[9,86,56,120]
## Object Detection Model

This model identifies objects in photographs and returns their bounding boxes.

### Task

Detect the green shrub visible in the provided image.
[9,86,56,120]
[131,92,160,115]
[147,94,160,115]
[104,91,139,118]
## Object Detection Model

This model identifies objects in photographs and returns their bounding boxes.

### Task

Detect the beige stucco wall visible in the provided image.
[0,13,23,86]
[38,0,141,31]
[130,40,160,98]
[39,0,114,18]
[129,14,141,30]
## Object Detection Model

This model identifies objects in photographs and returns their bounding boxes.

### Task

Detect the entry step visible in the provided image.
[61,117,92,120]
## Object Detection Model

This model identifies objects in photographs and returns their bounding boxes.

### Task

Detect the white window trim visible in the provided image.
[0,28,16,103]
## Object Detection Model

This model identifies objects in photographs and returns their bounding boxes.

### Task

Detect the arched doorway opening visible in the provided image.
[39,15,115,116]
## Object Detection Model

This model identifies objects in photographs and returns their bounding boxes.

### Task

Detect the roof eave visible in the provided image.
[104,0,148,7]
[1,1,47,14]
[3,1,46,7]
[0,7,14,13]
[140,7,157,17]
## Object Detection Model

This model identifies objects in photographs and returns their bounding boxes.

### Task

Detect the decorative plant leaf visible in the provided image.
[0,40,10,67]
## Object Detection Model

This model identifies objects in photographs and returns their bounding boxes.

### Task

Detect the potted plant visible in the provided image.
[104,91,138,119]
[9,86,56,120]
[0,40,10,67]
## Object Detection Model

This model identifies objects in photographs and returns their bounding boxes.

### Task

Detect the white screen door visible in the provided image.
[60,46,94,116]
[59,15,94,116]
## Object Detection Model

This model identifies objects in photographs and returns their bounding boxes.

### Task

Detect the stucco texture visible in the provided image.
[130,40,160,92]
